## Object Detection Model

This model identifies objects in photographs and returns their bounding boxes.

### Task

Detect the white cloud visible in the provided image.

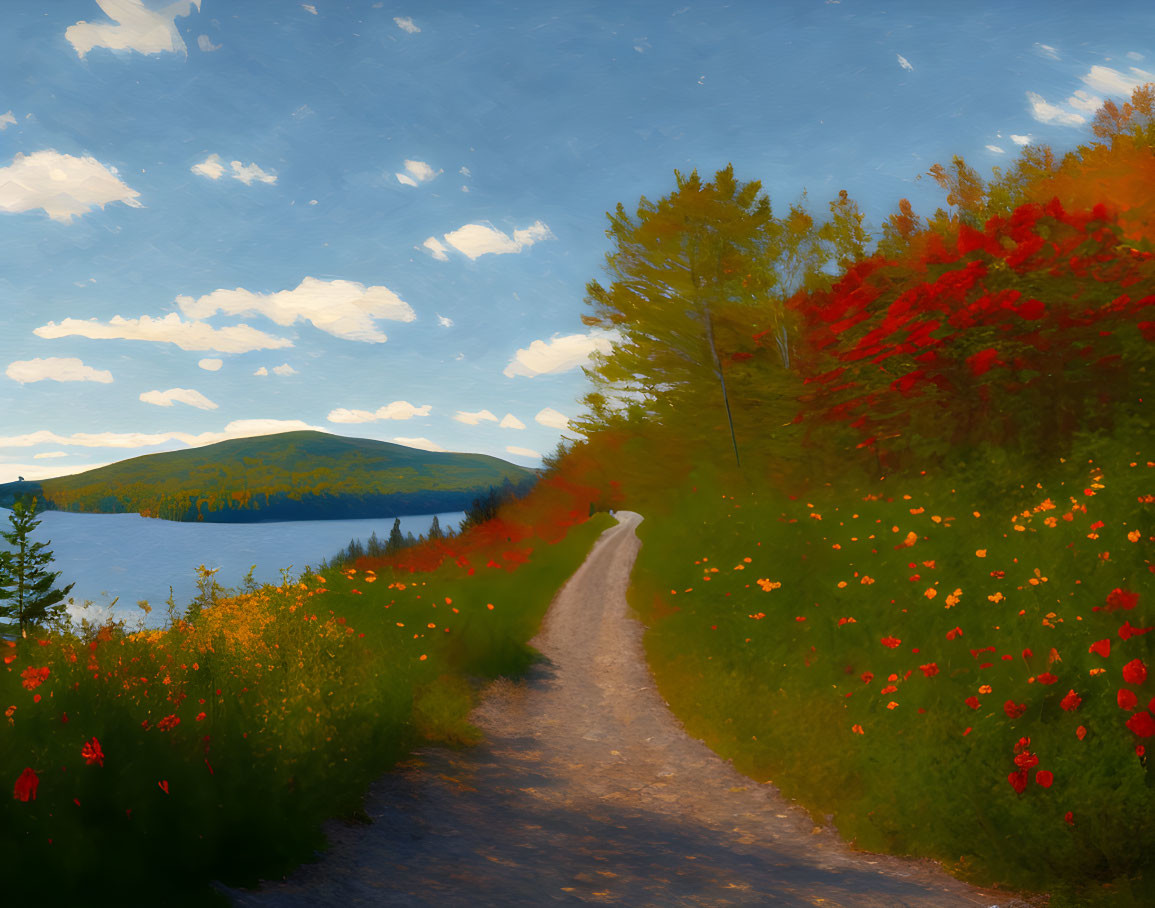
[35,314,292,353]
[393,436,444,452]
[422,236,449,261]
[985,144,1005,154]
[253,366,268,376]
[197,357,222,371]
[191,153,276,185]
[0,419,326,451]
[1025,91,1085,126]
[1127,52,1145,62]
[1068,89,1103,112]
[394,16,420,34]
[0,111,16,130]
[0,461,111,483]
[66,0,203,58]
[503,331,615,378]
[0,150,142,222]
[6,357,113,385]
[1081,65,1155,97]
[176,276,415,344]
[34,452,69,459]
[499,413,525,430]
[302,3,317,14]
[454,409,498,425]
[505,445,541,459]
[196,34,220,52]
[896,53,913,72]
[436,313,453,327]
[272,363,297,376]
[439,220,553,260]
[1034,43,1060,60]
[327,401,432,423]
[459,166,471,177]
[395,159,440,186]
[139,387,218,410]
[1010,134,1032,145]
[534,407,569,429]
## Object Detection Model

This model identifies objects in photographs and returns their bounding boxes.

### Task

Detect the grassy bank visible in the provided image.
[629,438,1152,906]
[1,510,614,905]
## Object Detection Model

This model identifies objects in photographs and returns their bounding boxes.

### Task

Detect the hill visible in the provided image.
[0,431,536,522]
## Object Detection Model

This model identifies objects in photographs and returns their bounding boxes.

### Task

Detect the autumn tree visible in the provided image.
[0,496,74,638]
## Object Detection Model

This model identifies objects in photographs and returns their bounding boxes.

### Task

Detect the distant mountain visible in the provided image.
[0,431,537,523]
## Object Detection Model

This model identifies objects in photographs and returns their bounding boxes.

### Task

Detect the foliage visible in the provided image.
[0,496,74,638]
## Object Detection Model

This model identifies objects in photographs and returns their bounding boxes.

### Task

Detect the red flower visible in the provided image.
[13,767,38,802]
[1119,621,1154,641]
[1014,751,1039,770]
[1125,711,1155,737]
[156,714,181,732]
[861,672,874,684]
[158,780,169,795]
[1076,725,1087,741]
[1035,770,1054,788]
[1105,588,1139,611]
[880,636,902,649]
[965,695,981,710]
[1122,659,1148,686]
[1119,688,1140,710]
[1036,672,1058,685]
[946,627,963,640]
[1089,639,1111,658]
[1008,770,1029,794]
[1014,736,1031,753]
[19,666,50,691]
[1004,700,1027,718]
[966,347,1002,376]
[919,663,939,677]
[1060,690,1082,712]
[1064,811,1074,825]
[81,737,104,767]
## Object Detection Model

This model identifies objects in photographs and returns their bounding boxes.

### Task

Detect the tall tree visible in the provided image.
[427,515,444,541]
[0,496,74,638]
[385,517,405,554]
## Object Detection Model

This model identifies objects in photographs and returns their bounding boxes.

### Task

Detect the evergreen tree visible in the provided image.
[385,518,404,554]
[427,515,444,541]
[0,496,74,638]
[367,531,383,557]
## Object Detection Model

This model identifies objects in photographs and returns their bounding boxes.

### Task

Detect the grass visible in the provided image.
[0,509,614,905]
[628,438,1153,906]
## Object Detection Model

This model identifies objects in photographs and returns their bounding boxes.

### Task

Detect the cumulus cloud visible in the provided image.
[422,237,449,261]
[499,413,525,429]
[327,401,431,423]
[197,34,219,52]
[1034,43,1060,60]
[197,357,222,371]
[896,53,913,71]
[253,366,268,376]
[393,436,444,452]
[436,313,453,327]
[0,419,326,450]
[534,406,569,429]
[176,277,414,344]
[395,159,440,186]
[0,150,142,222]
[503,331,615,378]
[394,16,420,34]
[505,445,541,459]
[6,357,113,384]
[1025,91,1085,126]
[191,153,276,185]
[1010,134,1032,145]
[139,387,218,410]
[0,111,16,130]
[272,363,297,376]
[453,409,498,426]
[35,314,292,353]
[985,144,1005,154]
[1068,89,1103,112]
[66,0,203,58]
[437,220,553,261]
[1081,64,1155,96]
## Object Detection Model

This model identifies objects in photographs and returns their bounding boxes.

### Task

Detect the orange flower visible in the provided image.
[81,737,104,767]
[19,666,50,691]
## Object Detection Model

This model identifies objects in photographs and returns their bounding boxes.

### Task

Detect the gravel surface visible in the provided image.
[226,512,1041,907]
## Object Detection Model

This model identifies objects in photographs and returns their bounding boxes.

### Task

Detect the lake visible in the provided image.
[0,508,464,630]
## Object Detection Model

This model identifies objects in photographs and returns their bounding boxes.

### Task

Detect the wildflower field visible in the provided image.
[1,495,613,904]
[630,438,1153,906]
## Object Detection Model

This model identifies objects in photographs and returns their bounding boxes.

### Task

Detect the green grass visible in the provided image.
[628,442,1153,906]
[0,512,614,905]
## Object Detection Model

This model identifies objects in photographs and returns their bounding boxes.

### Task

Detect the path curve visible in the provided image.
[228,512,1035,907]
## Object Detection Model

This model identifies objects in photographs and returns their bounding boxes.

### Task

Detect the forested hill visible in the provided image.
[0,431,536,523]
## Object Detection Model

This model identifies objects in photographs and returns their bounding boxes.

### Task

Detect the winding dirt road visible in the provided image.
[228,512,1035,907]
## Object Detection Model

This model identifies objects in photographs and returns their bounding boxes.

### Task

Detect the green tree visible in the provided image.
[427,515,444,541]
[0,496,74,638]
[385,518,405,554]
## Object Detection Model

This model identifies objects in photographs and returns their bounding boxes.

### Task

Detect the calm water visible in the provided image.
[0,508,463,629]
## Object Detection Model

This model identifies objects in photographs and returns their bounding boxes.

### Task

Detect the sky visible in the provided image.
[0,0,1152,483]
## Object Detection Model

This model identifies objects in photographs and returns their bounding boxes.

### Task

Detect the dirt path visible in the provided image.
[228,513,1035,907]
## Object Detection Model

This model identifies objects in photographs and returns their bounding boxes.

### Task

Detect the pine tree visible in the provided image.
[385,518,404,554]
[0,496,74,638]
[428,515,444,541]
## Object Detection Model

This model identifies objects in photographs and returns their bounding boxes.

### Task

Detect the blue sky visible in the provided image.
[1,0,1152,483]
